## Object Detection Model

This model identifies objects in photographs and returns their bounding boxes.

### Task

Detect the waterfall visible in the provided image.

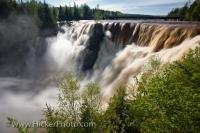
[51,21,200,100]
[0,20,200,132]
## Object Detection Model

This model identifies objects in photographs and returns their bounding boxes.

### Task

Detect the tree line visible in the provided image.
[0,0,123,32]
[168,0,200,21]
[0,0,57,33]
[57,4,123,21]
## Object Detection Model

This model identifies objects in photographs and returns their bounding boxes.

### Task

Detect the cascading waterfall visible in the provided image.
[55,21,200,101]
[0,20,200,132]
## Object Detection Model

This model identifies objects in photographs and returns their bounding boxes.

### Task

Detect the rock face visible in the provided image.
[79,23,105,71]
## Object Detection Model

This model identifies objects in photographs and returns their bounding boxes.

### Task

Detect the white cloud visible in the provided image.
[48,0,97,6]
[46,0,191,14]
[74,0,97,4]
[99,0,189,14]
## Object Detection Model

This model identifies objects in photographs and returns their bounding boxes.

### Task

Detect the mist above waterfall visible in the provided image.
[0,20,200,132]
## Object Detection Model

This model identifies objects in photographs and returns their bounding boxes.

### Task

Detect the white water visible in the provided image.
[0,21,200,132]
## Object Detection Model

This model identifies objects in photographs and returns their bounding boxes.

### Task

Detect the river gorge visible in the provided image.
[0,20,200,132]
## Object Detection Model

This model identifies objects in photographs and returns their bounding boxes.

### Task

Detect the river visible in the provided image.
[0,20,200,132]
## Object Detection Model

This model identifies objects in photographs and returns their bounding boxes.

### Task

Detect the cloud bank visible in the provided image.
[46,0,190,15]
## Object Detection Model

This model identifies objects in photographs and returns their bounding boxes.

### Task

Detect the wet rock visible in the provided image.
[80,23,105,71]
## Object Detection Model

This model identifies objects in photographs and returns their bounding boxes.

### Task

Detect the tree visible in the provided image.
[45,74,81,133]
[191,3,200,21]
[73,3,80,20]
[104,87,140,133]
[68,7,73,21]
[0,0,17,18]
[80,83,102,132]
[64,6,70,21]
[132,47,200,132]
[178,3,188,19]
[58,6,65,21]
[38,2,56,30]
[52,7,57,20]
[168,0,200,21]
[82,4,92,19]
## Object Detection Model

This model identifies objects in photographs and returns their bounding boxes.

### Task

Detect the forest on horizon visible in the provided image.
[0,0,123,34]
[1,0,200,34]
[168,0,200,21]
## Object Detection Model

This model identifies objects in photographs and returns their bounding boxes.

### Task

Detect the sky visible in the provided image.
[44,0,191,15]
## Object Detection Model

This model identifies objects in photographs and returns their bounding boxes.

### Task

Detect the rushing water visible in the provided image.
[0,20,200,132]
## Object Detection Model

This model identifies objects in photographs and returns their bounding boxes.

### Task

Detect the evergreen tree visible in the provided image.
[168,0,200,21]
[191,3,200,21]
[68,7,73,21]
[178,3,188,19]
[38,2,56,30]
[0,0,124,22]
[0,0,17,18]
[52,7,57,20]
[64,6,69,21]
[82,4,92,19]
[58,6,65,21]
[73,3,80,20]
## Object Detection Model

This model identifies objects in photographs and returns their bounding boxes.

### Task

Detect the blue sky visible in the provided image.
[44,0,191,15]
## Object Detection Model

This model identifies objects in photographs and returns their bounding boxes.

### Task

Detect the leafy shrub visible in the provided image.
[132,47,200,132]
[44,74,102,133]
[45,76,140,133]
[103,87,140,133]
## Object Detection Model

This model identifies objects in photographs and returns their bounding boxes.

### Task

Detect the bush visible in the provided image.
[44,75,140,133]
[44,74,101,133]
[132,47,200,132]
[103,87,140,133]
